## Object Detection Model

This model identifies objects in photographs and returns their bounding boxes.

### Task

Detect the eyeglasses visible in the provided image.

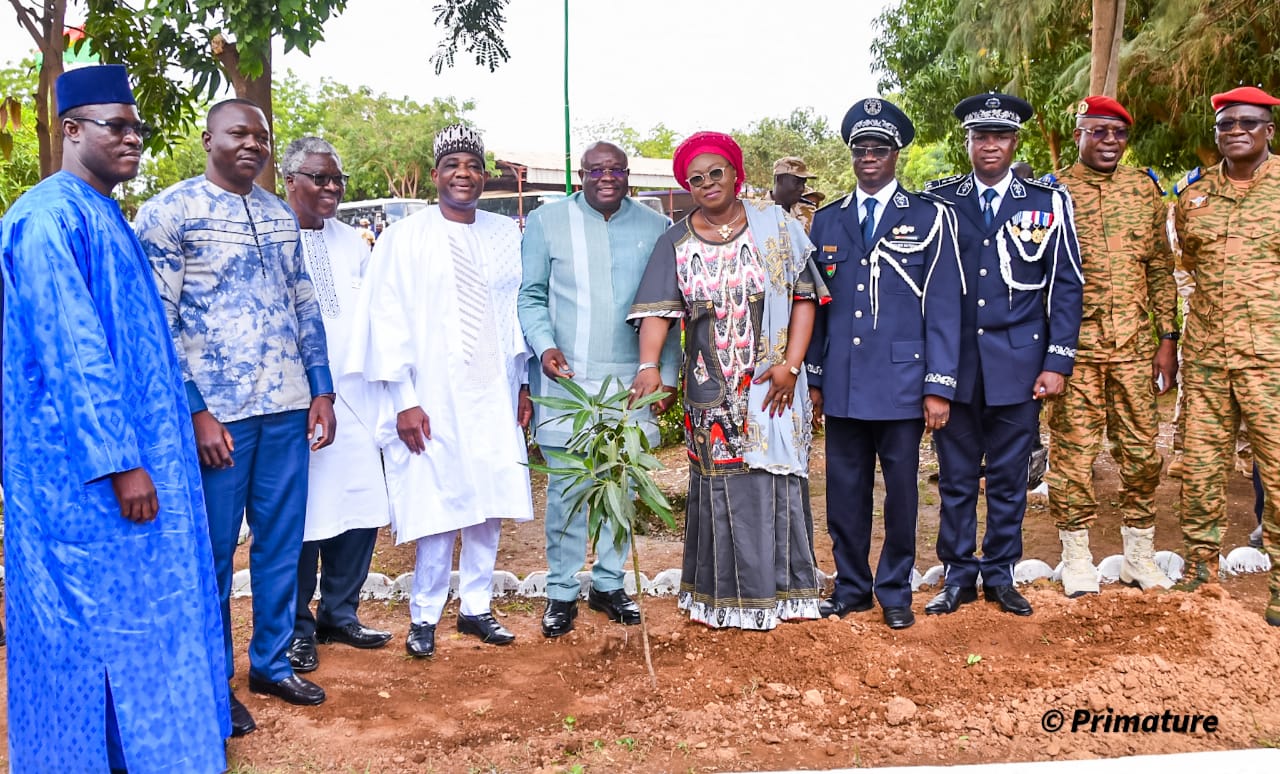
[851,145,894,160]
[1080,126,1129,142]
[69,117,153,141]
[686,167,728,188]
[582,167,629,179]
[294,172,350,187]
[1215,118,1271,133]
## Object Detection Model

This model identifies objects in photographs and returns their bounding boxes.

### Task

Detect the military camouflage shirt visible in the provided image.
[135,176,333,423]
[1055,163,1175,362]
[1174,155,1280,368]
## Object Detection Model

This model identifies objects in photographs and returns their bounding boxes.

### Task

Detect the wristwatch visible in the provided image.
[1159,331,1180,341]
[788,364,801,376]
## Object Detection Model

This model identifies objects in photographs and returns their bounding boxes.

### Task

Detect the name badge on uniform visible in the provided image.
[822,245,839,253]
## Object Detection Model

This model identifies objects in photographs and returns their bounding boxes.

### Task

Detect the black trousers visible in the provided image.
[294,527,379,639]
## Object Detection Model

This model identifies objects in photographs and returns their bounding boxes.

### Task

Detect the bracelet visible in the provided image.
[636,362,659,374]
[787,364,801,376]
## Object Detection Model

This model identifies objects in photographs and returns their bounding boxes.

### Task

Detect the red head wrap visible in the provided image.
[1075,95,1133,125]
[1211,86,1280,112]
[673,131,745,195]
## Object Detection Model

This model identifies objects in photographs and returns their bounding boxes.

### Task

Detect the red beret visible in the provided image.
[1075,95,1132,125]
[1211,86,1280,112]
[673,131,745,195]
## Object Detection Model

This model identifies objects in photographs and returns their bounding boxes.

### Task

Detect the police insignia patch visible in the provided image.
[824,264,837,278]
[985,97,1001,109]
[864,98,882,115]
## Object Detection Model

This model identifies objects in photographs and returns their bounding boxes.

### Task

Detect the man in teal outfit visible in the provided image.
[518,141,679,637]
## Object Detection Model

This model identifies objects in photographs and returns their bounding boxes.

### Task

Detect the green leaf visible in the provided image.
[628,389,671,411]
[556,376,592,404]
[529,396,582,412]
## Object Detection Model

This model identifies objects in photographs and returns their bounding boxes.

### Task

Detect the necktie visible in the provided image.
[862,198,878,243]
[982,188,998,227]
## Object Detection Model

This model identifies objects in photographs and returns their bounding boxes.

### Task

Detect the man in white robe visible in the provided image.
[282,138,393,673]
[347,125,533,658]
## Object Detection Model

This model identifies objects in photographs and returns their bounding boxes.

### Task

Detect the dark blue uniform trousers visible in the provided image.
[825,416,925,609]
[934,389,1040,588]
[294,526,380,639]
[202,409,309,683]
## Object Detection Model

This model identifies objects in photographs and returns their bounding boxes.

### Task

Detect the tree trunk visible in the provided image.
[212,34,276,192]
[1090,0,1125,97]
[10,0,67,178]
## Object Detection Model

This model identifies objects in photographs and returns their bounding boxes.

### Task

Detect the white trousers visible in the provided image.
[409,519,502,624]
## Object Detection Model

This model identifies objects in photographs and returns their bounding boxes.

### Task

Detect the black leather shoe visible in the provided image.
[588,587,642,625]
[457,612,516,645]
[317,621,393,649]
[248,672,326,706]
[818,596,875,618]
[882,606,915,629]
[924,585,978,615]
[983,584,1033,616]
[405,622,436,658]
[541,599,579,638]
[229,690,257,737]
[287,636,319,673]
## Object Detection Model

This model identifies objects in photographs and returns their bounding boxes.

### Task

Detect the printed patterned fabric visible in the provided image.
[135,176,331,422]
[676,230,767,382]
[1,172,230,772]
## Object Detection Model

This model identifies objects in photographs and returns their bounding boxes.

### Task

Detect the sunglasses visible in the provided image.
[1080,126,1129,142]
[69,116,153,141]
[1215,118,1271,133]
[851,145,894,159]
[294,172,350,187]
[582,167,629,179]
[686,167,728,188]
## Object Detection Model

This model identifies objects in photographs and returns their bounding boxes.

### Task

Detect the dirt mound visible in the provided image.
[205,583,1279,773]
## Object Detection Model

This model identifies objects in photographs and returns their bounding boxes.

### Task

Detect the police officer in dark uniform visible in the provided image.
[923,93,1084,617]
[806,98,964,630]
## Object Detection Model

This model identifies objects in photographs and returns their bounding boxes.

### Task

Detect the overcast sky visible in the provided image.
[1,0,896,152]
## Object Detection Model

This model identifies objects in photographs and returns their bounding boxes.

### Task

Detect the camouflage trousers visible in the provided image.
[1047,359,1162,531]
[1180,361,1280,599]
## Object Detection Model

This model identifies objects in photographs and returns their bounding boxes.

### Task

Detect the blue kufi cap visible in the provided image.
[55,65,136,115]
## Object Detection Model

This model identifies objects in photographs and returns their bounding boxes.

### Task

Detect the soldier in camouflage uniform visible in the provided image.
[1172,86,1280,626]
[1046,96,1179,596]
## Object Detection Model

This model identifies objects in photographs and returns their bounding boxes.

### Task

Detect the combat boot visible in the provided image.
[1166,453,1185,479]
[1267,593,1280,627]
[1119,526,1173,590]
[1171,557,1219,592]
[1058,529,1099,597]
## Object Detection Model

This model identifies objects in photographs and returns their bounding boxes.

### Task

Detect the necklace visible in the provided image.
[702,204,744,240]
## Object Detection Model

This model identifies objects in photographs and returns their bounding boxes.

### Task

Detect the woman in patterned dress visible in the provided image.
[629,132,825,631]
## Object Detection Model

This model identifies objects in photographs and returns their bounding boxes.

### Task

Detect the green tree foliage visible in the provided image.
[874,0,1280,178]
[0,64,41,213]
[430,0,511,74]
[575,121,680,159]
[731,108,854,198]
[271,72,475,201]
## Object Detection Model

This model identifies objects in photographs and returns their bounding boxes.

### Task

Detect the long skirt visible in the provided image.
[677,466,822,630]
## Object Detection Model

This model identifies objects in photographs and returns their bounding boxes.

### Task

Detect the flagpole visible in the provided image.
[563,0,571,194]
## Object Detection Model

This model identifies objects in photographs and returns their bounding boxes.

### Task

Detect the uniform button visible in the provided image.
[1033,334,1040,340]
[983,239,990,246]
[861,259,868,266]
[854,310,863,318]
[978,299,986,307]
[914,353,920,359]
[857,283,865,291]
[979,268,988,277]
[853,337,862,345]
[978,328,985,336]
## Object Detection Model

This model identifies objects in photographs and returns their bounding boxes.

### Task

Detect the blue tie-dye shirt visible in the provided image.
[135,176,332,423]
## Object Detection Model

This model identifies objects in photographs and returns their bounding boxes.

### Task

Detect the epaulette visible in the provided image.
[1173,167,1203,197]
[1039,173,1059,185]
[818,193,852,212]
[1024,176,1065,192]
[924,174,964,191]
[1144,168,1167,196]
[916,190,954,206]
